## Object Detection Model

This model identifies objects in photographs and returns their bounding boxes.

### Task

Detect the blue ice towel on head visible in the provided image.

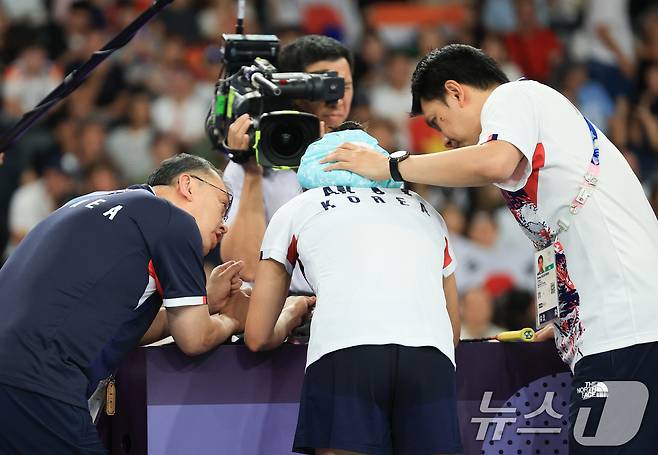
[297,129,403,189]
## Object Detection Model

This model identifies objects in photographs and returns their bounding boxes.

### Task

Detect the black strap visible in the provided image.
[389,157,404,182]
[0,0,174,153]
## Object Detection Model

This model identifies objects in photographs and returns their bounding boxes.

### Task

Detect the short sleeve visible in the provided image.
[222,161,244,226]
[8,186,39,233]
[260,201,298,275]
[478,82,539,192]
[437,214,457,277]
[150,208,207,308]
[587,0,616,25]
[3,68,21,100]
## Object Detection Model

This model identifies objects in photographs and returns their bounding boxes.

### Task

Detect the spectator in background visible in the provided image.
[157,0,202,44]
[53,117,78,158]
[3,44,62,117]
[141,35,187,95]
[366,116,398,153]
[450,210,527,294]
[107,90,156,184]
[5,153,74,258]
[352,29,386,89]
[628,63,658,172]
[459,287,504,340]
[416,26,447,58]
[151,66,208,146]
[610,63,658,177]
[504,0,562,83]
[482,0,550,34]
[83,159,123,193]
[481,33,522,82]
[115,6,161,88]
[58,1,105,68]
[214,0,260,42]
[495,288,536,332]
[0,8,8,54]
[74,118,108,170]
[546,0,584,36]
[347,90,372,125]
[637,7,658,65]
[65,30,128,120]
[272,25,304,48]
[621,148,645,183]
[581,0,635,100]
[370,50,414,150]
[265,0,363,48]
[151,134,182,167]
[0,0,47,25]
[560,62,614,134]
[441,203,467,236]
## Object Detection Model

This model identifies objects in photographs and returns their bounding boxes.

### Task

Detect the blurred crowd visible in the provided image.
[1,0,657,340]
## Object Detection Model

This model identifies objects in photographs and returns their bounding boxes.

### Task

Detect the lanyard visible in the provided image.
[554,116,600,239]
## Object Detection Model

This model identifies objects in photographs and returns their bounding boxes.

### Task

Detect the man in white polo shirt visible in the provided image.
[245,124,462,455]
[322,44,658,454]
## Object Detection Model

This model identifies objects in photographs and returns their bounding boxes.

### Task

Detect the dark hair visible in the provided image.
[86,157,121,177]
[410,44,509,116]
[278,35,353,73]
[331,120,364,132]
[147,153,221,186]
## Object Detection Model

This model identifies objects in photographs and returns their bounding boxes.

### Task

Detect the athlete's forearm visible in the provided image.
[443,274,461,347]
[139,308,169,345]
[192,314,240,355]
[245,260,291,351]
[254,307,300,351]
[221,175,266,281]
[168,306,240,356]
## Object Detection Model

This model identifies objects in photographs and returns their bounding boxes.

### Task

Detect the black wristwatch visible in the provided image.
[389,150,410,182]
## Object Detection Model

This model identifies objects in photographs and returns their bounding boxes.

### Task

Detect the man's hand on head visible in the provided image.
[206,260,244,314]
[320,142,390,181]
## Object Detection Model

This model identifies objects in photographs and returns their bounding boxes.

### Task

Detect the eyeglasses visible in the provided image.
[190,175,233,222]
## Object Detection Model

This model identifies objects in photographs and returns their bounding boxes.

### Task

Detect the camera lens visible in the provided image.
[257,112,320,168]
[269,124,304,158]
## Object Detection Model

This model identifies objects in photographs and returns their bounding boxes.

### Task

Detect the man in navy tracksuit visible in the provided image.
[0,154,250,453]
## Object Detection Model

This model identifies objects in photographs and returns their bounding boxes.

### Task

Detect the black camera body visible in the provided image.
[206,34,345,169]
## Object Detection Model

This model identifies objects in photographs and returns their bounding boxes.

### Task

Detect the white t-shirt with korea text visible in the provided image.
[480,80,658,370]
[260,186,457,369]
[223,162,311,294]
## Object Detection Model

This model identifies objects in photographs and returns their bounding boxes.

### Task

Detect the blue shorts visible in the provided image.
[293,344,462,455]
[569,341,658,455]
[0,383,107,455]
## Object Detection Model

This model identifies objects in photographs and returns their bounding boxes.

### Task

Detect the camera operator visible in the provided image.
[220,35,353,291]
